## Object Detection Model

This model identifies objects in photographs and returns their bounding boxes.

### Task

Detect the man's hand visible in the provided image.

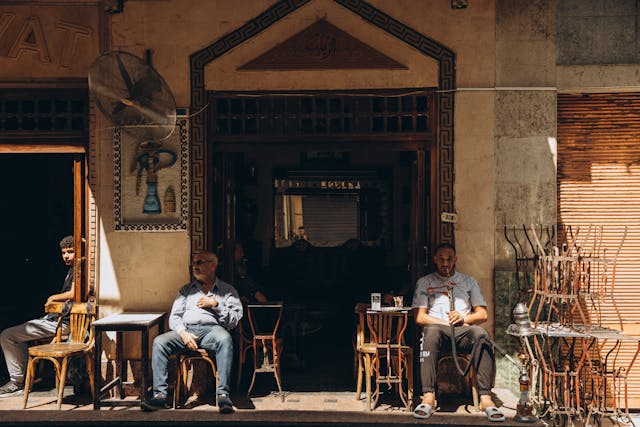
[179,331,199,350]
[196,295,218,309]
[44,298,59,312]
[447,310,465,326]
[45,296,61,306]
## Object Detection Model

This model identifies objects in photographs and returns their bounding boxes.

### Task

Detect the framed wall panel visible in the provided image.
[114,115,189,231]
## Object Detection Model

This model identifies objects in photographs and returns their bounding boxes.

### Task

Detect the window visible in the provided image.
[208,89,433,137]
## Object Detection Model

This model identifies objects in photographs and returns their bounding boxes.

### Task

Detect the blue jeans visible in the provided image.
[151,324,233,397]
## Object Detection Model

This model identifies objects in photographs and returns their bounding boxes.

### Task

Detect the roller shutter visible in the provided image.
[558,92,640,408]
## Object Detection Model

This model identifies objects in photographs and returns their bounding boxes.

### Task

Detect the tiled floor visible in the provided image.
[2,383,514,415]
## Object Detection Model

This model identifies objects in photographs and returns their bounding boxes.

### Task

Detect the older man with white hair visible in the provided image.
[142,251,242,413]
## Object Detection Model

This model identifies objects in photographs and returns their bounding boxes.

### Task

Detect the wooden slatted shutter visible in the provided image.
[557,92,640,408]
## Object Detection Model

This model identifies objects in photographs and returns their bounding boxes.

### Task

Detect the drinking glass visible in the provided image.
[371,293,381,311]
[393,295,404,308]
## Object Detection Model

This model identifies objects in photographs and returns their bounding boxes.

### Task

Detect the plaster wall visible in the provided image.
[557,0,640,66]
[0,3,100,78]
[0,0,498,328]
[454,90,496,331]
[105,0,498,318]
[204,0,440,91]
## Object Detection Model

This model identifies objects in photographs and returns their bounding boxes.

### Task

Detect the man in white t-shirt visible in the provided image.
[411,243,504,422]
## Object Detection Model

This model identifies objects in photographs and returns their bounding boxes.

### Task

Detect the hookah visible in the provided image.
[443,269,538,422]
[134,140,177,214]
[505,302,539,423]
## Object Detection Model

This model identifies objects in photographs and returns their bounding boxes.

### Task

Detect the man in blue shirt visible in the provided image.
[142,251,243,413]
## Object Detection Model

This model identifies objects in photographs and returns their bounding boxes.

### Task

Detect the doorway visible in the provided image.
[207,89,435,391]
[213,148,428,391]
[0,153,75,382]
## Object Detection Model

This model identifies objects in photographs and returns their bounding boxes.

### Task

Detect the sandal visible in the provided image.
[412,402,434,419]
[484,406,505,422]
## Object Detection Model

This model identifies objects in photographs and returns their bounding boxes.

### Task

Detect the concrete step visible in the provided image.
[0,409,547,427]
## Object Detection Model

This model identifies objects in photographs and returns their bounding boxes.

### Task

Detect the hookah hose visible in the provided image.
[447,284,476,377]
[446,284,519,377]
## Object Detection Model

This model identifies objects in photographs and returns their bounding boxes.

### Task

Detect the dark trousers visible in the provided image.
[419,324,495,396]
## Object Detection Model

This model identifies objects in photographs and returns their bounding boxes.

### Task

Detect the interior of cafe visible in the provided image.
[215,147,425,391]
[204,90,436,392]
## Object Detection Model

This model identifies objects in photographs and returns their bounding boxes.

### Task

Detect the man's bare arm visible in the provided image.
[414,307,449,327]
[462,305,488,326]
[45,288,75,305]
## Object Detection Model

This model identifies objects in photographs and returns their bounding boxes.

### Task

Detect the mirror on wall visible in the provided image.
[274,193,360,247]
[273,173,387,248]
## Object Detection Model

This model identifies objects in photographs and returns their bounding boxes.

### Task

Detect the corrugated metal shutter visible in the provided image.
[558,92,640,408]
[302,194,359,246]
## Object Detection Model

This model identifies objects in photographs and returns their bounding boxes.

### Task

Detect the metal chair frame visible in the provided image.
[246,302,284,401]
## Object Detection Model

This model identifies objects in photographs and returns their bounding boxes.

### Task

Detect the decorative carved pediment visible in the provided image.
[238,19,407,71]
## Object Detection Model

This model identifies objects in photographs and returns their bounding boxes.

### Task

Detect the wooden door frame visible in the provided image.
[0,146,88,302]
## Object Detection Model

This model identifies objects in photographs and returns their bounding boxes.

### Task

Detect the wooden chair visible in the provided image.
[354,303,374,401]
[174,348,218,408]
[23,300,97,409]
[437,352,479,409]
[365,309,413,411]
[246,302,284,401]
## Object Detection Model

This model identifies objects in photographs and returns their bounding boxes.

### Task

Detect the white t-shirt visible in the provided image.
[411,271,487,322]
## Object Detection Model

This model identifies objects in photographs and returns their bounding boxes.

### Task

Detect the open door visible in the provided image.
[409,148,429,284]
[73,154,87,302]
[0,151,86,327]
[211,152,240,282]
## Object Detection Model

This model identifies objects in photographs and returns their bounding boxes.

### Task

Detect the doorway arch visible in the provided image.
[189,0,456,253]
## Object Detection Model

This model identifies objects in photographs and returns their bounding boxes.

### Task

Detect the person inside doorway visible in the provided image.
[293,226,307,242]
[234,241,268,303]
[0,235,76,397]
[142,251,242,413]
[411,243,504,422]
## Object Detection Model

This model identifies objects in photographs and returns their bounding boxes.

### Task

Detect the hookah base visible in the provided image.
[514,414,537,423]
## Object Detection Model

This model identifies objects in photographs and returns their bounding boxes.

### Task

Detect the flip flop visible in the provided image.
[484,406,505,422]
[412,402,434,419]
